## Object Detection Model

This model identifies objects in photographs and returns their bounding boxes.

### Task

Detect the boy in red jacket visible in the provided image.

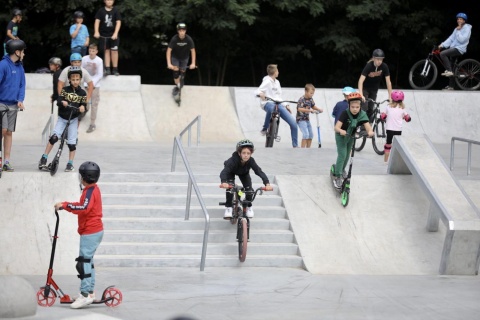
[54,161,103,309]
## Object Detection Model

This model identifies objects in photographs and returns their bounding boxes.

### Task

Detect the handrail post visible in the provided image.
[171,137,178,172]
[185,177,192,220]
[450,138,455,171]
[188,127,192,147]
[197,116,201,146]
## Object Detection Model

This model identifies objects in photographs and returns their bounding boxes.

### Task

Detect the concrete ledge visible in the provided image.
[388,135,480,275]
[25,73,141,91]
[0,276,36,318]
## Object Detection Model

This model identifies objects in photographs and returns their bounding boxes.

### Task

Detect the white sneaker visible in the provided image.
[441,70,454,77]
[334,177,343,189]
[246,207,254,218]
[89,292,96,301]
[71,293,94,309]
[224,207,233,219]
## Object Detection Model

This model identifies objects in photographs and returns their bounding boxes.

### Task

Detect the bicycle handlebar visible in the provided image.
[257,96,298,104]
[219,185,269,202]
[365,98,389,105]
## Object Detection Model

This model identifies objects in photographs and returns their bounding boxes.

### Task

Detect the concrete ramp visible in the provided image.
[277,174,446,275]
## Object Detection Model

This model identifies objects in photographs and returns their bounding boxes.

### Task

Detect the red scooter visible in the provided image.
[36,210,122,307]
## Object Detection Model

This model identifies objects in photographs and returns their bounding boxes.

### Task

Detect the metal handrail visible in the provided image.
[450,137,480,175]
[41,114,54,145]
[170,116,209,271]
[179,115,201,147]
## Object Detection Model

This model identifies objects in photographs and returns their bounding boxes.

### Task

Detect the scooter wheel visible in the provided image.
[341,190,349,207]
[36,287,56,307]
[103,287,122,307]
[49,159,59,176]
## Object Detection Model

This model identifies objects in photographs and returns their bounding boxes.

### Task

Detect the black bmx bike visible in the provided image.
[260,96,297,148]
[409,45,480,90]
[219,185,267,262]
[354,98,389,155]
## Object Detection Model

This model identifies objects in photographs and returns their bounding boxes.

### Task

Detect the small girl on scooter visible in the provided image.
[220,139,273,219]
[333,92,373,189]
[54,161,103,309]
[380,90,411,162]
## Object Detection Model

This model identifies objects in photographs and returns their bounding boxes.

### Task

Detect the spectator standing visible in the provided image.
[94,0,122,76]
[70,11,90,56]
[82,44,104,133]
[3,9,22,55]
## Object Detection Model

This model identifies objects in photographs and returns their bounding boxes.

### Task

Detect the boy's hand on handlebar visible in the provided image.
[62,101,68,107]
[79,106,85,113]
[189,64,196,69]
[339,129,347,136]
[54,202,63,210]
[220,183,232,189]
[367,130,374,137]
[263,185,273,191]
[17,101,25,110]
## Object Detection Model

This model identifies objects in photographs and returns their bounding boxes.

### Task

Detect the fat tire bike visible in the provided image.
[409,45,480,90]
[354,98,389,155]
[219,185,267,262]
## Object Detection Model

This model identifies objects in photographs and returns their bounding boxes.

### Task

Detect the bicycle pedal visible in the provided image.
[275,136,281,142]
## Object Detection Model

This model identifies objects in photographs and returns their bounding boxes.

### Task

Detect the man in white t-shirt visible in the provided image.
[82,43,104,133]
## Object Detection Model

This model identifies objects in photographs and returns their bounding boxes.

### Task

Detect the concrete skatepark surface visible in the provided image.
[1,74,480,319]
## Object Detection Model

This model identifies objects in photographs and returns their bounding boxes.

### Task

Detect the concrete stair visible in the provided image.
[95,173,304,268]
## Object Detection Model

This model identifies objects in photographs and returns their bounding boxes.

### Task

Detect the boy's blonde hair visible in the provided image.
[305,83,315,92]
[266,64,278,76]
[389,101,405,109]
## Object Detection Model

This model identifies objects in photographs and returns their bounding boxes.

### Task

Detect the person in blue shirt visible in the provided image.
[70,11,90,56]
[0,39,26,173]
[439,12,472,90]
[332,86,356,125]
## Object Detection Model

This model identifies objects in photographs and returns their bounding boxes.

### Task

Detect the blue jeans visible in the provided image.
[79,231,104,293]
[297,120,313,139]
[262,102,298,147]
[53,117,78,144]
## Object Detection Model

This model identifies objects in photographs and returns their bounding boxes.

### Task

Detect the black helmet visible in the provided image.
[236,139,254,152]
[79,161,101,183]
[176,22,187,30]
[73,11,84,19]
[67,66,83,79]
[12,9,22,17]
[48,57,62,67]
[372,49,385,58]
[5,39,26,55]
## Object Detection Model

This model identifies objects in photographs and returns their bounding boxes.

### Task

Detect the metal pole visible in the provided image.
[467,142,472,175]
[185,177,192,221]
[450,139,455,171]
[197,116,201,146]
[200,219,210,271]
[188,127,192,147]
[171,137,178,172]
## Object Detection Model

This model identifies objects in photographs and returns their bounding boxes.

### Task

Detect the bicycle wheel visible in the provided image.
[353,131,367,152]
[455,59,480,90]
[238,218,248,262]
[372,121,385,155]
[409,59,438,90]
[265,118,277,148]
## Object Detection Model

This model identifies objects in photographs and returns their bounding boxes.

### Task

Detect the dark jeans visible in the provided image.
[224,174,253,207]
[440,48,462,88]
[71,46,87,57]
[361,88,377,121]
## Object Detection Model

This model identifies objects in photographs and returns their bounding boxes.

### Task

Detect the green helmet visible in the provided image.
[236,139,254,152]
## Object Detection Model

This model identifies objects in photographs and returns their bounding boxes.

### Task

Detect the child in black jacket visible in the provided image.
[220,139,272,219]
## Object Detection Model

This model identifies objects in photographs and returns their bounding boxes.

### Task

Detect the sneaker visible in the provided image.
[342,171,348,179]
[246,207,254,218]
[333,177,343,189]
[86,124,96,133]
[112,68,120,76]
[260,129,267,136]
[172,86,180,95]
[224,207,233,219]
[88,292,96,301]
[70,293,94,309]
[104,68,111,76]
[441,70,454,77]
[65,163,74,172]
[442,86,455,91]
[3,162,14,172]
[38,157,47,170]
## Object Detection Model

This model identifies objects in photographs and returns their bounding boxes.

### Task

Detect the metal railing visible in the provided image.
[170,116,209,271]
[450,137,480,175]
[41,103,55,144]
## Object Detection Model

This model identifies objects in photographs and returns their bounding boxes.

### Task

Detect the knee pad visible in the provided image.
[67,144,76,152]
[173,70,180,79]
[384,144,392,153]
[49,134,59,145]
[75,256,92,280]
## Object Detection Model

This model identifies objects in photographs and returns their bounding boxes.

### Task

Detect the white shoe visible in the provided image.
[334,177,343,189]
[246,207,254,218]
[71,293,94,309]
[224,207,233,219]
[441,70,454,77]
